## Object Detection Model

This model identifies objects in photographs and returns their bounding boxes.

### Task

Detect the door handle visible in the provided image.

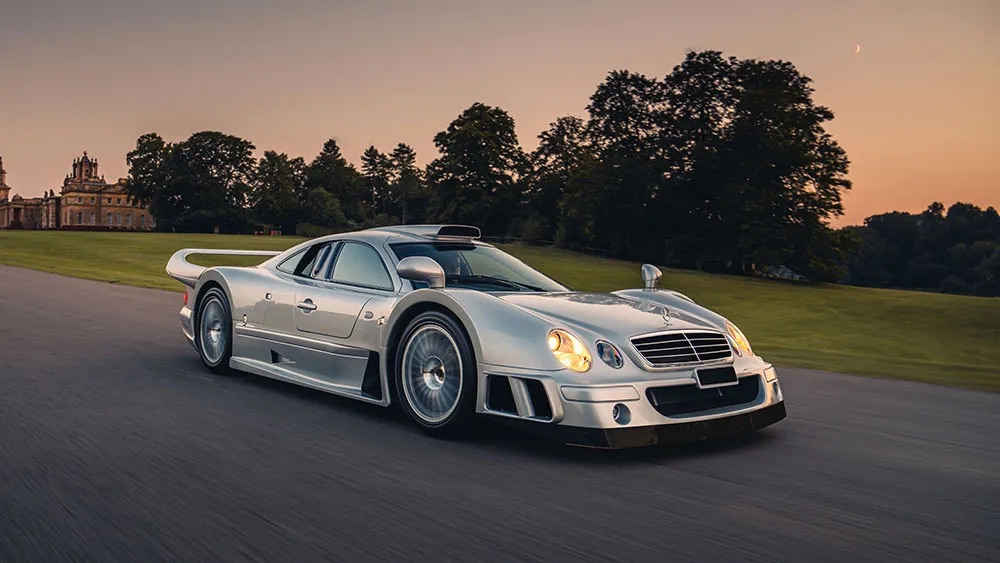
[296,299,317,312]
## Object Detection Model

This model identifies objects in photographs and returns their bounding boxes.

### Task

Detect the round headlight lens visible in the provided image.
[725,320,753,357]
[547,329,591,372]
[595,340,623,369]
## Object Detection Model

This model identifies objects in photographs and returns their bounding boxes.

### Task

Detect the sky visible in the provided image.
[0,0,997,226]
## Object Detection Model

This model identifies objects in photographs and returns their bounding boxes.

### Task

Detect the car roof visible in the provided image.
[315,224,486,245]
[269,224,489,263]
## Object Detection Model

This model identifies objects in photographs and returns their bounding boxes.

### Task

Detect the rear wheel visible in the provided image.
[395,311,477,437]
[196,287,233,374]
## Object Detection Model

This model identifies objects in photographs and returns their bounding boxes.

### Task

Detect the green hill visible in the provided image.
[1,230,996,391]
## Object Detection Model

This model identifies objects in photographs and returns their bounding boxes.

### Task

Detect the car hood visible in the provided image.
[496,292,720,341]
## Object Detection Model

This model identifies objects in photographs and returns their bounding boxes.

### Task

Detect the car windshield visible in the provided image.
[389,242,570,292]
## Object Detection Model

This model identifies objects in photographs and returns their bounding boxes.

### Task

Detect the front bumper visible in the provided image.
[480,362,786,448]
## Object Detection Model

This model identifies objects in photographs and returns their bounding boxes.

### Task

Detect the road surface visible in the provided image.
[0,265,997,562]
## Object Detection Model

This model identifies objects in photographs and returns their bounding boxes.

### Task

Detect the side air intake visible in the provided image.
[485,375,553,421]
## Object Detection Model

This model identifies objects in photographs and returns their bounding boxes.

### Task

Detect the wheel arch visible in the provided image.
[192,269,236,318]
[381,296,481,405]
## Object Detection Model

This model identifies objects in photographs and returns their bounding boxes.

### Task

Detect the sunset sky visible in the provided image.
[0,0,996,226]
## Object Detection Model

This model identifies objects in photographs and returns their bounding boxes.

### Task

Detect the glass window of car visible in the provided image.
[277,241,340,278]
[389,242,568,292]
[330,242,393,290]
[276,247,308,274]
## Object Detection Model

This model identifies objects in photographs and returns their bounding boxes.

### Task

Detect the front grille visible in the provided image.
[630,331,733,367]
[647,375,761,417]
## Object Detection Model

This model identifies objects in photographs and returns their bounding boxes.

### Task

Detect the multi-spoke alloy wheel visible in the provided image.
[395,311,477,435]
[196,287,233,374]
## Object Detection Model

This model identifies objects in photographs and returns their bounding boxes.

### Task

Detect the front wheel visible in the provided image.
[196,287,233,374]
[394,311,478,437]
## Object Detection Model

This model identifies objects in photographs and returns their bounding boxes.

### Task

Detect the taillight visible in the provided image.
[183,291,188,305]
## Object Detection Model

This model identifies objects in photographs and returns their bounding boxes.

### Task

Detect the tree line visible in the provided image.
[845,203,1000,296]
[123,49,997,296]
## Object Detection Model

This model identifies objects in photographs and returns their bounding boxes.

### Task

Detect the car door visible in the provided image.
[286,240,397,390]
[292,242,373,339]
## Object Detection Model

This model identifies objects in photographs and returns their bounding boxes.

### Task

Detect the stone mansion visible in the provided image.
[0,152,155,230]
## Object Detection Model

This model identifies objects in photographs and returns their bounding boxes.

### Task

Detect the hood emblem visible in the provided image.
[661,307,671,324]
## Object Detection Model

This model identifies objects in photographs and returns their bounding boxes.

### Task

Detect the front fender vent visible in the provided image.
[486,375,553,421]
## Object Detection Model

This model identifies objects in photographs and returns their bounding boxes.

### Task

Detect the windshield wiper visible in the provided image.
[445,275,544,292]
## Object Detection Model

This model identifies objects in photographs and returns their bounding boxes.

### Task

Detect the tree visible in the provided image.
[124,133,173,231]
[658,51,739,267]
[252,151,305,233]
[648,52,853,275]
[522,116,593,241]
[306,139,365,224]
[361,146,392,215]
[126,131,256,233]
[389,143,424,224]
[582,70,666,257]
[426,103,527,234]
[167,131,257,233]
[842,202,1000,295]
[725,57,852,275]
[300,187,346,229]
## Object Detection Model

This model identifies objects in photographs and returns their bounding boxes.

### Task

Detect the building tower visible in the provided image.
[0,156,10,202]
[70,151,102,182]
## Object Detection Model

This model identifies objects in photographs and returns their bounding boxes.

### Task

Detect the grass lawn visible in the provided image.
[2,230,997,391]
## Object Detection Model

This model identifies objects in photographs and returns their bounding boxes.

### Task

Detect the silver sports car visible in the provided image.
[166,224,785,448]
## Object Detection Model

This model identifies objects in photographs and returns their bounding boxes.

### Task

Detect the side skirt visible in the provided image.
[229,356,390,406]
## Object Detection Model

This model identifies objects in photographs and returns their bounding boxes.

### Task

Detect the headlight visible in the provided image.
[725,320,753,357]
[595,340,623,369]
[548,329,591,372]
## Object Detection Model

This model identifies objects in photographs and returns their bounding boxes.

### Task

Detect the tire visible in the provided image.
[195,287,234,374]
[394,310,478,437]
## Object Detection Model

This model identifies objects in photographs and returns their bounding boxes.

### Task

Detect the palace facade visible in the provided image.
[0,152,155,230]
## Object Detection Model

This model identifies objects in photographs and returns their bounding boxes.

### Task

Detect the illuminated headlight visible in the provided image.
[595,340,623,369]
[725,320,753,357]
[548,329,592,372]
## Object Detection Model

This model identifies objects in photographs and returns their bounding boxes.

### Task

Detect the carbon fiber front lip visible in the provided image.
[501,400,786,449]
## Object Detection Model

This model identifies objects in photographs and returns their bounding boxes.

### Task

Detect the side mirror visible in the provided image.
[641,264,661,291]
[397,256,446,289]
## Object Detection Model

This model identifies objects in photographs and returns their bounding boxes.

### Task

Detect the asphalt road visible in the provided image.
[0,265,997,562]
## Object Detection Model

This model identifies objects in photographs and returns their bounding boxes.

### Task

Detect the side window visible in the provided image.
[276,247,308,274]
[277,242,340,278]
[330,242,393,290]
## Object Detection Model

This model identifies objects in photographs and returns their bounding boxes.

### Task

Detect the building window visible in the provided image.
[107,213,113,225]
[77,212,83,224]
[116,212,122,225]
[140,215,145,227]
[90,197,95,204]
[117,198,122,204]
[126,213,132,226]
[107,198,112,204]
[77,197,82,203]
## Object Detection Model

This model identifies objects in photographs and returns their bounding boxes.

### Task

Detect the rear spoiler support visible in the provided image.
[165,248,282,287]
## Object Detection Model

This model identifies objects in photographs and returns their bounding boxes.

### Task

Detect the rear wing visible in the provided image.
[165,248,282,287]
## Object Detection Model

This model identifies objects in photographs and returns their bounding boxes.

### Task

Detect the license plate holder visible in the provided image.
[695,365,738,388]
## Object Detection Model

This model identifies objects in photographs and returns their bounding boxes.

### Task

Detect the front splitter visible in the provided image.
[500,401,787,449]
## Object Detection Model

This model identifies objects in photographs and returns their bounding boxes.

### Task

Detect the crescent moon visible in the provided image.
[855,44,861,54]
